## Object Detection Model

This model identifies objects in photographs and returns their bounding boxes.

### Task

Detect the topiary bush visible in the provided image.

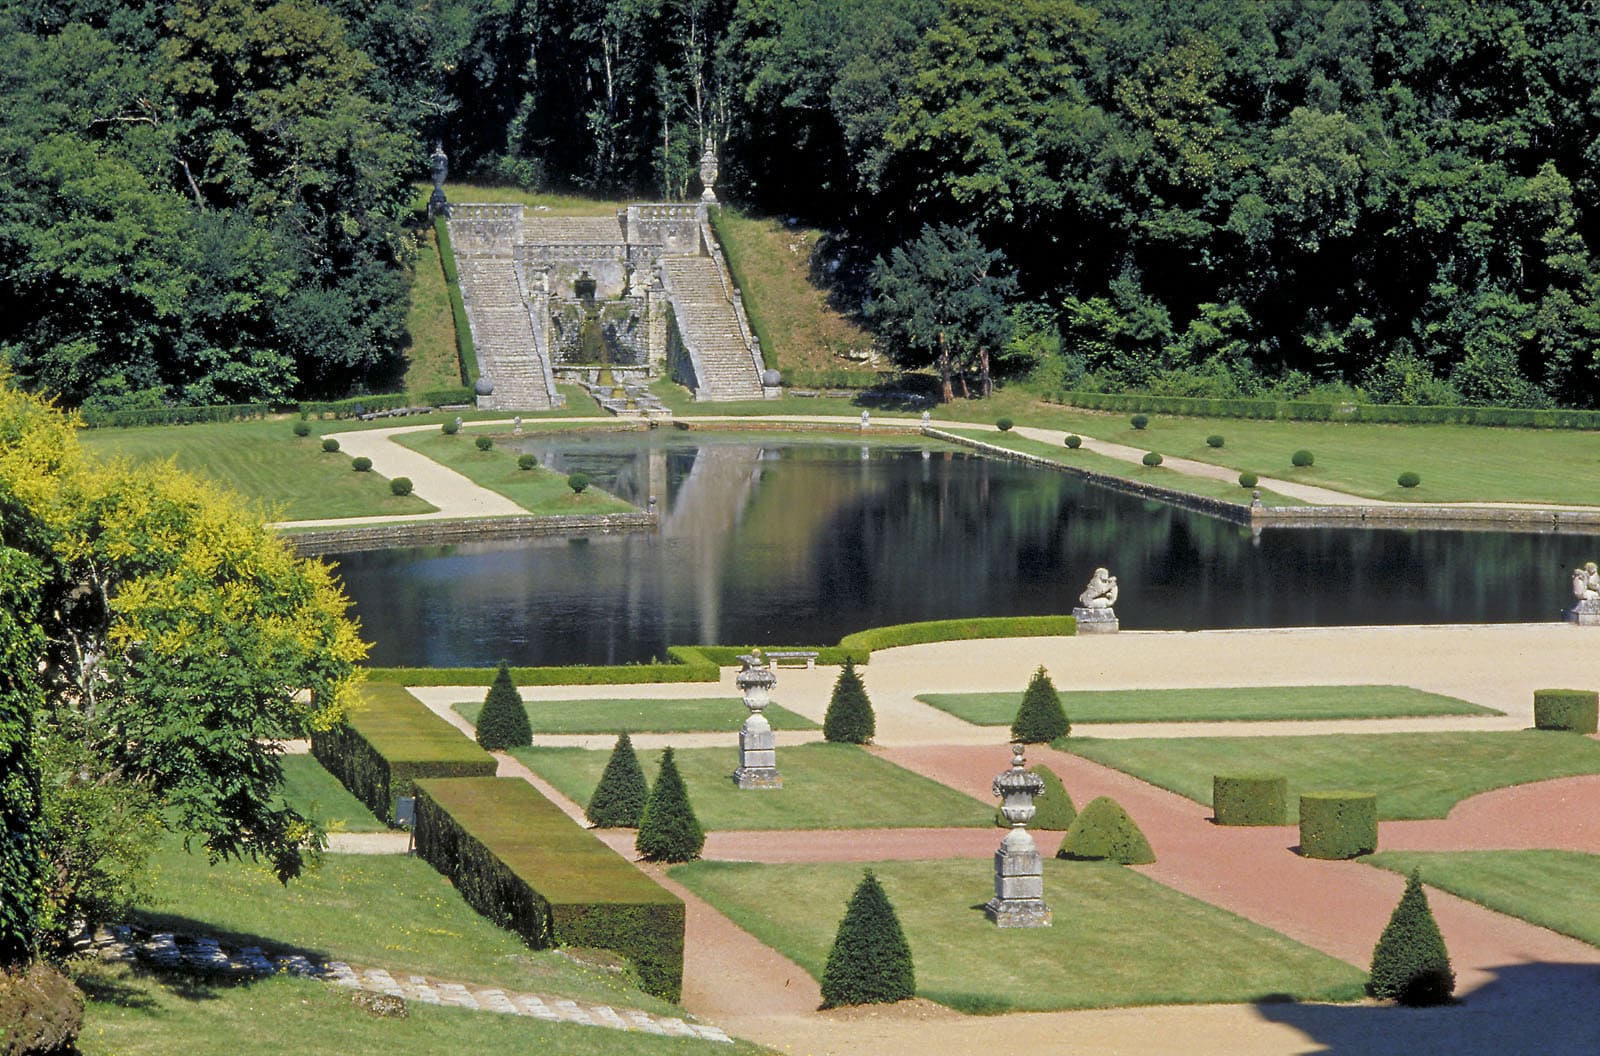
[475,435,493,452]
[1058,796,1155,864]
[1369,868,1455,1006]
[390,477,413,496]
[1010,665,1070,743]
[1206,434,1225,448]
[996,417,1013,432]
[0,962,85,1056]
[442,420,460,435]
[819,871,915,1009]
[586,732,649,828]
[1397,471,1421,488]
[995,764,1075,830]
[1298,791,1377,859]
[518,454,538,470]
[1291,449,1315,467]
[1532,689,1599,734]
[1065,434,1082,448]
[293,421,311,437]
[322,437,340,453]
[823,657,875,744]
[1213,773,1288,826]
[635,747,704,862]
[568,472,590,494]
[351,456,372,472]
[1142,451,1162,467]
[475,661,532,751]
[1130,414,1149,430]
[1239,471,1258,488]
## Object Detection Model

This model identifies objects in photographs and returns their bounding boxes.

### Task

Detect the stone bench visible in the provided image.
[764,650,819,670]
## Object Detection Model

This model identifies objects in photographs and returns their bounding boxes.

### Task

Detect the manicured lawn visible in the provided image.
[132,837,677,1011]
[512,743,992,830]
[277,754,387,833]
[402,224,467,393]
[1065,731,1600,821]
[455,696,819,734]
[75,965,761,1056]
[671,859,1366,1012]
[390,429,635,515]
[79,419,439,521]
[1365,850,1600,947]
[421,182,628,216]
[647,380,925,419]
[917,685,1498,726]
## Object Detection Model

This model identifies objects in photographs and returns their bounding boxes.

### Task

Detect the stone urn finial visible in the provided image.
[699,136,719,204]
[993,743,1045,828]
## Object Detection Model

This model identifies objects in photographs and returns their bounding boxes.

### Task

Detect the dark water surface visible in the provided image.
[331,433,1594,667]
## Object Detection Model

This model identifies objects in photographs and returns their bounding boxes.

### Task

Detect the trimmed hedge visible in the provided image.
[1141,451,1162,466]
[1213,774,1288,826]
[298,389,476,419]
[839,615,1077,654]
[364,646,722,687]
[311,683,496,823]
[414,776,684,1001]
[823,657,875,744]
[1058,796,1155,864]
[1369,868,1454,1006]
[1298,791,1378,859]
[1532,689,1599,734]
[1011,665,1070,744]
[586,732,649,828]
[995,765,1076,830]
[476,662,532,750]
[1046,389,1600,430]
[819,871,915,1008]
[79,402,275,428]
[434,215,480,386]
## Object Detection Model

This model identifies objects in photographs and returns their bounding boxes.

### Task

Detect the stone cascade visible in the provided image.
[453,254,558,411]
[659,255,765,401]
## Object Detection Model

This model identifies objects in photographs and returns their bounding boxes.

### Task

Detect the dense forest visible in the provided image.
[2,0,1597,408]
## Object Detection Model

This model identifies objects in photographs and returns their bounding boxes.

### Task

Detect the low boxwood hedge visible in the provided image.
[1046,389,1600,430]
[311,684,496,823]
[1213,774,1288,826]
[414,777,684,1001]
[1298,791,1378,859]
[1532,689,1599,734]
[365,646,722,687]
[838,615,1076,653]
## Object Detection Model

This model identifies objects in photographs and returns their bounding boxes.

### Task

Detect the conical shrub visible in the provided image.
[586,732,649,827]
[1010,665,1070,743]
[475,661,531,750]
[635,747,704,862]
[1058,796,1155,864]
[1369,869,1455,1006]
[823,657,875,744]
[819,871,915,1008]
[994,765,1076,830]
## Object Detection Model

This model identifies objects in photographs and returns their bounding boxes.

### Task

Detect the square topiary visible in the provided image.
[1299,791,1377,859]
[1213,773,1288,826]
[1532,689,1599,734]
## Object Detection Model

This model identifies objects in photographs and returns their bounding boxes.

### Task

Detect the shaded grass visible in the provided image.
[1364,850,1600,947]
[277,755,387,833]
[455,697,820,734]
[513,743,992,830]
[671,859,1366,1012]
[78,419,438,521]
[74,963,760,1056]
[645,380,927,419]
[390,429,635,515]
[403,225,465,393]
[1065,731,1600,821]
[917,685,1498,726]
[420,182,629,216]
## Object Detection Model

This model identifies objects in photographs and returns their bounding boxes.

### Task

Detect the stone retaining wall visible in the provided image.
[287,512,657,557]
[1253,504,1600,533]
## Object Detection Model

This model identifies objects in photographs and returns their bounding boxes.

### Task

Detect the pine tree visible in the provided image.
[1010,665,1070,743]
[823,657,875,744]
[475,661,531,750]
[635,747,704,862]
[586,732,649,827]
[820,871,915,1008]
[1369,869,1455,1006]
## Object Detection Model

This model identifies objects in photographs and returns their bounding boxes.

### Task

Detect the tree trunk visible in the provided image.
[980,346,992,399]
[937,331,953,403]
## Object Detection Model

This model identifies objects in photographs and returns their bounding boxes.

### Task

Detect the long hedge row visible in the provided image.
[414,776,685,1001]
[310,683,496,823]
[838,614,1078,653]
[78,402,276,428]
[434,215,479,387]
[1048,390,1600,430]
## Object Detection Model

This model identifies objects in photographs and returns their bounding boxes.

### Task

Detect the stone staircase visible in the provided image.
[660,255,764,401]
[454,256,556,411]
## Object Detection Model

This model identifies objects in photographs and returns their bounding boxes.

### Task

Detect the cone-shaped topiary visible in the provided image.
[1369,869,1455,1006]
[819,871,915,1008]
[586,732,649,827]
[1058,796,1155,864]
[1010,666,1070,743]
[823,657,875,744]
[994,765,1076,830]
[635,747,704,862]
[475,661,531,750]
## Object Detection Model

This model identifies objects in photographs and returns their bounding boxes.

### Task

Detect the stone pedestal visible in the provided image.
[1073,606,1119,633]
[734,655,782,789]
[986,828,1052,927]
[1569,599,1600,626]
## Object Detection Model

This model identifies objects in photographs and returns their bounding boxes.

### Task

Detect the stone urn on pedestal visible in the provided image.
[986,743,1051,927]
[734,654,781,789]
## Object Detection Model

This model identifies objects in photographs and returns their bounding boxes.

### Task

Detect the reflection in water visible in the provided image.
[331,433,1595,667]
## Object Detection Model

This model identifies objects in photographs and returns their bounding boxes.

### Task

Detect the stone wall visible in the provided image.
[286,512,657,557]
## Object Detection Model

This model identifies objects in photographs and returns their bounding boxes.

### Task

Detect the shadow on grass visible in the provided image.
[127,911,335,972]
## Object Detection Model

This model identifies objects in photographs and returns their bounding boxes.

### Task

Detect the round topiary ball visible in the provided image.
[568,472,590,494]
[293,421,311,437]
[518,454,538,470]
[1397,471,1420,488]
[351,456,372,472]
[441,420,459,435]
[1065,434,1082,449]
[1292,449,1315,467]
[1239,471,1259,488]
[322,437,340,453]
[996,417,1013,432]
[1206,434,1225,448]
[391,477,413,496]
[1130,414,1149,430]
[475,435,493,452]
[1142,451,1163,467]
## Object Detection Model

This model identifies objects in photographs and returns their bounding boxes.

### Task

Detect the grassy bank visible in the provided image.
[390,428,635,515]
[455,696,819,734]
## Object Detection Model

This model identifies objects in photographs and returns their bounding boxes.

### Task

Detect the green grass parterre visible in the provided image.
[455,696,820,734]
[1365,850,1600,949]
[390,428,635,515]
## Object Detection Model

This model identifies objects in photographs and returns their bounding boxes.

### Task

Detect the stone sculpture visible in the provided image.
[428,142,449,216]
[1073,567,1120,633]
[733,654,782,788]
[985,744,1051,927]
[699,137,719,204]
[1570,562,1600,625]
